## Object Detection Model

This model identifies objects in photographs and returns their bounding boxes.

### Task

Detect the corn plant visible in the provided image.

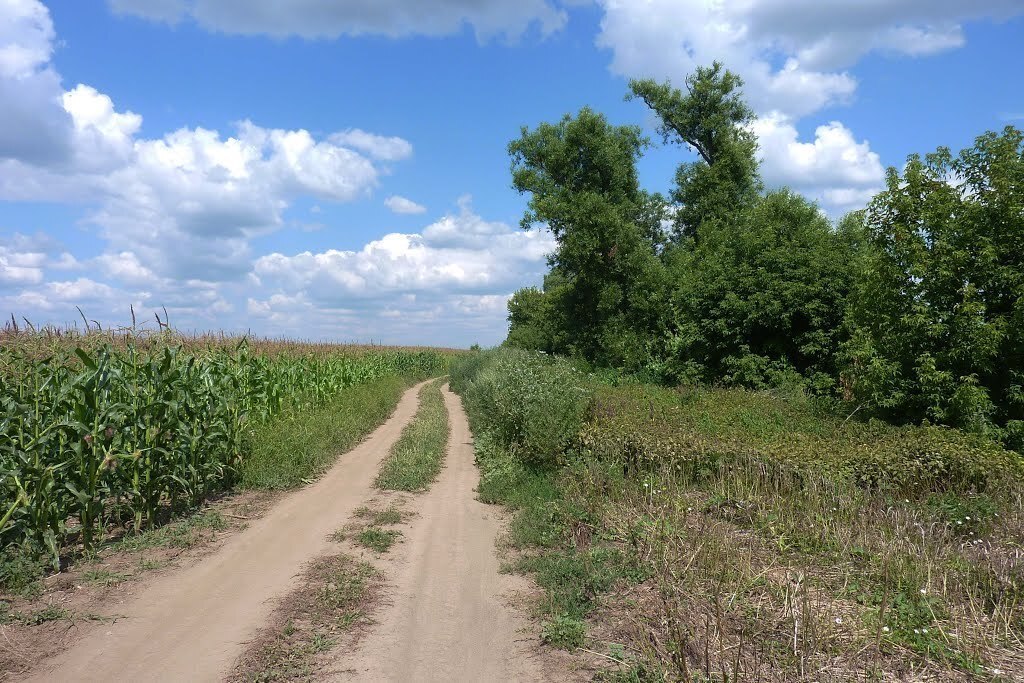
[0,335,449,566]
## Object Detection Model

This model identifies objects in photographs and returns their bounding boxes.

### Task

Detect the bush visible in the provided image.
[579,383,1024,497]
[454,348,591,468]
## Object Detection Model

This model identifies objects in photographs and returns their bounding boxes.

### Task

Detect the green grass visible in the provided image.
[242,375,410,489]
[356,527,401,553]
[112,509,228,552]
[354,505,406,526]
[375,379,450,491]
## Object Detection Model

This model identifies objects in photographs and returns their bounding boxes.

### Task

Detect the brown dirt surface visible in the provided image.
[0,489,279,680]
[18,381,428,683]
[326,384,586,682]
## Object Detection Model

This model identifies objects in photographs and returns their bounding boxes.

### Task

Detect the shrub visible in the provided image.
[454,348,591,468]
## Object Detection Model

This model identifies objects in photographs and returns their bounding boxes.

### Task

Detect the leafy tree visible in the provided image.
[508,108,667,369]
[658,190,856,389]
[505,286,552,352]
[629,62,761,242]
[843,126,1024,444]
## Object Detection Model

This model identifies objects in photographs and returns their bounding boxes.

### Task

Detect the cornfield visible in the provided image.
[0,330,449,565]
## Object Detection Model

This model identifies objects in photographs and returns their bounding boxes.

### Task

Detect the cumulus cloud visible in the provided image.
[595,0,1023,118]
[0,0,74,163]
[107,0,568,41]
[384,195,427,215]
[0,231,80,289]
[243,200,554,343]
[253,199,553,303]
[752,113,884,213]
[329,129,413,162]
[0,2,413,283]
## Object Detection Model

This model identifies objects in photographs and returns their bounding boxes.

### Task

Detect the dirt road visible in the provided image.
[28,381,571,682]
[28,382,428,683]
[330,384,558,682]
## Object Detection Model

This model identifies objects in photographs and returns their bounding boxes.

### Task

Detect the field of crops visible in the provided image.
[0,328,449,566]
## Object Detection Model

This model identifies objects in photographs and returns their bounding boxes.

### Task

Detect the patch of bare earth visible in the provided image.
[0,490,279,680]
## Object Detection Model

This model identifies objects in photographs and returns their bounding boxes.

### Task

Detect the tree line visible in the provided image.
[504,62,1024,449]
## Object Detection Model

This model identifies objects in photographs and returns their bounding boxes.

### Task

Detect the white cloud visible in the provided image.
[107,0,568,41]
[329,129,413,162]
[384,195,427,215]
[0,1,412,282]
[0,0,73,164]
[595,0,1023,118]
[245,200,554,343]
[752,113,884,213]
[254,201,554,301]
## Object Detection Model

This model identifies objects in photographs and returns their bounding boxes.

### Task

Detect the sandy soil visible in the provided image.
[25,381,429,683]
[328,384,575,682]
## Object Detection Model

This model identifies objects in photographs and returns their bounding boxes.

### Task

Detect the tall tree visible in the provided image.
[629,62,761,242]
[660,190,856,389]
[843,126,1024,444]
[508,108,667,368]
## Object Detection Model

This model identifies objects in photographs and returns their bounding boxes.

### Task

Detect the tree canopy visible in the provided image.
[505,63,1024,448]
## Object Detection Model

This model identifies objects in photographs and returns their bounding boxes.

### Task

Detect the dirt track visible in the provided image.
[330,385,558,681]
[27,382,427,683]
[28,381,570,682]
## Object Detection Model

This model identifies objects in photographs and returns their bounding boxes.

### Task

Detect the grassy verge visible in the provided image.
[453,348,1024,680]
[374,379,450,492]
[242,375,410,490]
[228,554,382,682]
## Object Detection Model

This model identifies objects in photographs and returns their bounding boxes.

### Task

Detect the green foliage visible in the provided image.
[454,348,591,468]
[541,614,586,649]
[629,62,760,240]
[508,108,668,368]
[581,383,1023,496]
[375,379,450,492]
[843,126,1024,444]
[506,59,1024,446]
[241,376,409,489]
[0,337,449,565]
[658,190,856,388]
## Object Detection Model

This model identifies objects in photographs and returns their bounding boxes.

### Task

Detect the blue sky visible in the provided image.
[1,1,1022,346]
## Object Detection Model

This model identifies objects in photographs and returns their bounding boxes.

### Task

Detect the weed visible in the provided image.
[356,527,401,553]
[541,613,586,649]
[82,567,129,586]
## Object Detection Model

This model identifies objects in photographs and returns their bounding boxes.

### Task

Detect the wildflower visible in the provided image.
[834,617,842,625]
[882,626,890,633]
[913,629,920,634]
[104,426,114,440]
[922,628,928,634]
[920,588,927,595]
[965,516,971,521]
[956,520,963,525]
[83,433,94,447]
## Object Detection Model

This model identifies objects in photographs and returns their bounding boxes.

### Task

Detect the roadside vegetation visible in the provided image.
[0,326,450,590]
[229,553,383,682]
[453,347,1024,680]
[375,379,450,492]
